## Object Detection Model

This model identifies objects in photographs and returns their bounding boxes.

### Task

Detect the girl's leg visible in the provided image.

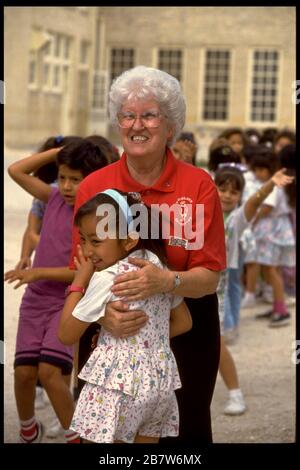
[266,265,285,302]
[219,336,239,390]
[38,363,75,430]
[241,263,259,308]
[245,263,260,293]
[14,365,38,420]
[219,336,246,415]
[15,365,44,442]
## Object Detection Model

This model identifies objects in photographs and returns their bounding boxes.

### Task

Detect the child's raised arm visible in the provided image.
[170,301,193,338]
[243,168,294,223]
[8,147,61,203]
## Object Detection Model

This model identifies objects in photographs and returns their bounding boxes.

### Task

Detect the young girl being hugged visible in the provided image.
[214,164,294,414]
[58,189,192,444]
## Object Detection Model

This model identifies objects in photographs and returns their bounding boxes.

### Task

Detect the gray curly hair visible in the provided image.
[108,65,186,146]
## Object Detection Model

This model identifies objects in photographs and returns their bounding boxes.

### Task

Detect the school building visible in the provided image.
[4,6,296,161]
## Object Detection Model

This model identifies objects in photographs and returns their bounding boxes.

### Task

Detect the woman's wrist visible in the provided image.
[165,271,180,293]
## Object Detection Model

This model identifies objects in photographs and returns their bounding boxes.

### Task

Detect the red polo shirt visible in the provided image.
[70,148,226,272]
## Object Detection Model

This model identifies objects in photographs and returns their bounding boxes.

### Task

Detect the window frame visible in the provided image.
[156,47,184,84]
[200,47,232,125]
[246,48,281,126]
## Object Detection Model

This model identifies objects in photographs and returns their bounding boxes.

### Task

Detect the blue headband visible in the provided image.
[100,189,133,226]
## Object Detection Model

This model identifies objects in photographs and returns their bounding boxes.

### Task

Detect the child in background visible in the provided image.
[273,129,295,155]
[5,140,108,443]
[250,152,295,325]
[278,145,296,298]
[58,189,192,443]
[241,149,279,309]
[217,127,246,162]
[86,135,120,163]
[214,164,294,414]
[171,132,198,165]
[207,142,241,176]
[14,135,82,421]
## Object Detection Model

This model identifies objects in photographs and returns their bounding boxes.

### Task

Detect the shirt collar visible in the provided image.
[119,147,177,193]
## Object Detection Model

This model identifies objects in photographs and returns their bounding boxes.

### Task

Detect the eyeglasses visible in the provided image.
[218,162,248,173]
[117,110,165,128]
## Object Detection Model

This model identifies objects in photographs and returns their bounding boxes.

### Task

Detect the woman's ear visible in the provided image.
[123,231,140,252]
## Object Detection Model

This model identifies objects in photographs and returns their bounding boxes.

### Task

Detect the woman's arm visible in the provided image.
[111,259,220,300]
[170,301,192,338]
[8,148,61,203]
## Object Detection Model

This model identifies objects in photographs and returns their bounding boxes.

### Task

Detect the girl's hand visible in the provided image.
[111,257,171,301]
[73,244,95,289]
[271,168,294,188]
[4,268,37,289]
[15,257,32,270]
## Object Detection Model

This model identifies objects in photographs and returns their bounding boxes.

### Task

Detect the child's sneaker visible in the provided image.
[255,309,273,320]
[269,312,291,327]
[46,417,63,438]
[241,292,256,309]
[224,391,246,415]
[19,421,44,443]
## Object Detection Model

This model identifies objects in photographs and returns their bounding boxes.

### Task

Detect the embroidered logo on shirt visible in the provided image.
[174,197,193,226]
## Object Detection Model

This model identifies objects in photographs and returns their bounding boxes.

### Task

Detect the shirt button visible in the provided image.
[145,190,150,195]
[165,182,171,187]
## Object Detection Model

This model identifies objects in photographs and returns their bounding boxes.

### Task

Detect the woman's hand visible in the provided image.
[99,300,148,338]
[4,267,38,289]
[73,244,95,289]
[271,168,294,188]
[110,257,173,301]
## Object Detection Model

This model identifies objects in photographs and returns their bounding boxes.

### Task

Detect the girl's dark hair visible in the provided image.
[278,144,296,208]
[218,127,246,146]
[74,189,168,265]
[274,129,296,145]
[244,128,261,146]
[250,145,279,175]
[214,167,245,193]
[35,135,83,183]
[208,145,241,172]
[259,127,278,147]
[86,135,120,163]
[56,139,108,177]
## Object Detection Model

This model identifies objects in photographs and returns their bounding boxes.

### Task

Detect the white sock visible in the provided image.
[244,291,255,300]
[229,388,243,399]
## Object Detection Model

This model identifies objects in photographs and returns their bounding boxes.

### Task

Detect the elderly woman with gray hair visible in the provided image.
[70,66,226,443]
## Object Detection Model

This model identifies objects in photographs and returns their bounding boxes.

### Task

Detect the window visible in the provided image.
[250,50,279,122]
[41,31,71,93]
[158,49,182,82]
[202,49,231,121]
[92,71,108,110]
[110,48,135,83]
